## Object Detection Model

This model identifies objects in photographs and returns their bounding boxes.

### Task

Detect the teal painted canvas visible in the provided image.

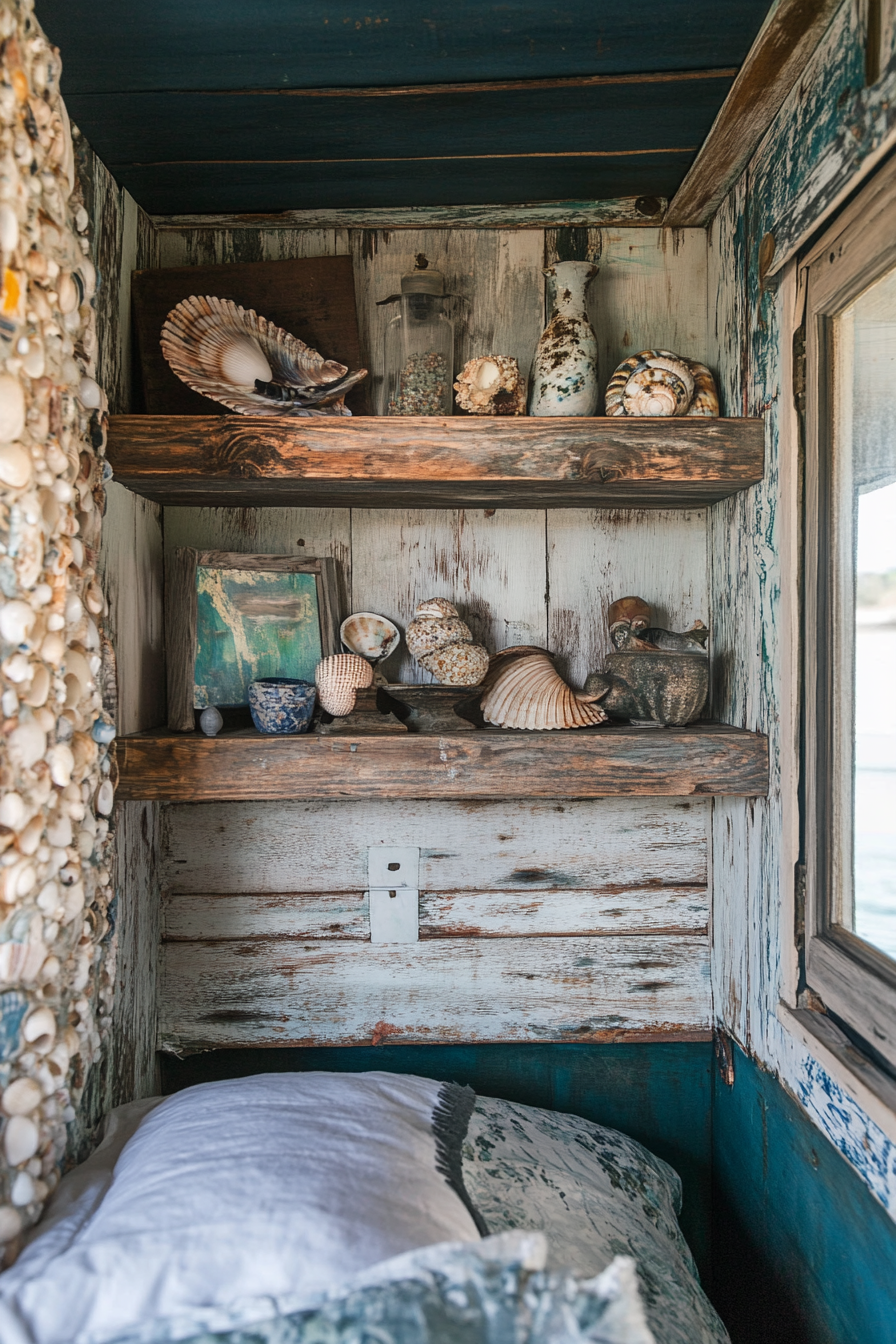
[193,566,322,708]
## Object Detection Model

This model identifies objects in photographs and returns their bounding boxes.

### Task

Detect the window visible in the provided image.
[804,158,896,1068]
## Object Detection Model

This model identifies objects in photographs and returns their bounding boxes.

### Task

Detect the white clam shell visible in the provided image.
[22,1006,56,1052]
[4,1114,39,1166]
[11,1171,35,1205]
[0,598,35,644]
[96,779,114,815]
[0,792,27,828]
[2,1077,41,1117]
[0,202,18,253]
[0,1204,22,1243]
[481,651,607,731]
[0,372,25,440]
[315,653,373,716]
[0,441,32,488]
[340,612,400,662]
[8,719,46,768]
[78,376,102,409]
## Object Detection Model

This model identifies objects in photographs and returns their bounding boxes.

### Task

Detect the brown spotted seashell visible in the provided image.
[161,296,367,417]
[405,598,489,686]
[454,355,526,416]
[605,350,719,418]
[314,654,373,716]
[480,651,608,731]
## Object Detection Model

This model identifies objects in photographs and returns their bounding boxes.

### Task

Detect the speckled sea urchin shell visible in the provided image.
[480,651,608,731]
[454,355,526,416]
[605,350,719,418]
[405,598,489,686]
[315,654,374,716]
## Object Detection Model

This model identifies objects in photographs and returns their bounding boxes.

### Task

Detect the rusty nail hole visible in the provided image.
[387,862,400,871]
[635,195,661,217]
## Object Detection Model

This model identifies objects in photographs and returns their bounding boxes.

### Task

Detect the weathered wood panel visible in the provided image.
[666,0,844,226]
[160,933,711,1050]
[119,725,768,802]
[162,886,707,942]
[350,508,547,682]
[153,198,668,232]
[546,507,709,688]
[161,796,708,893]
[111,803,161,1102]
[105,414,765,510]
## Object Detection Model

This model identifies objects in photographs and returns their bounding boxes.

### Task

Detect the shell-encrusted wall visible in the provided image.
[0,3,114,1263]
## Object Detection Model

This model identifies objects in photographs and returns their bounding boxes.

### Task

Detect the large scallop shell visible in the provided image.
[480,651,608,731]
[314,654,373,716]
[605,350,718,418]
[160,295,368,417]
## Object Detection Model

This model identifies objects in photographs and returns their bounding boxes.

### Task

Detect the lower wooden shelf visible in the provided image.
[116,722,768,802]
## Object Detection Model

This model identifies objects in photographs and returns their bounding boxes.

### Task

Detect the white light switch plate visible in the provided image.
[369,887,419,943]
[368,846,420,889]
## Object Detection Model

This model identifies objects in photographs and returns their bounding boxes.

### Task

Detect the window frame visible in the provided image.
[803,154,896,1069]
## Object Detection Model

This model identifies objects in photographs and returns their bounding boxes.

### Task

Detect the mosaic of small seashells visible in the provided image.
[160,295,368,417]
[479,648,607,731]
[405,598,489,687]
[453,355,526,416]
[0,3,114,1262]
[605,350,719,417]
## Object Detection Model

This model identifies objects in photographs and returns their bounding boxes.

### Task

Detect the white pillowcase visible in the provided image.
[0,1072,481,1344]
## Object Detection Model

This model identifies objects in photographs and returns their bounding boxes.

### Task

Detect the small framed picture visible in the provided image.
[165,550,340,731]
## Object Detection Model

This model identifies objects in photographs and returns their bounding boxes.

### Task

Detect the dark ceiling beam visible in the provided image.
[665,0,843,226]
[123,149,697,169]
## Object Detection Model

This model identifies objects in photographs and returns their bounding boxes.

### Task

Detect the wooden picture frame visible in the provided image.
[165,550,340,731]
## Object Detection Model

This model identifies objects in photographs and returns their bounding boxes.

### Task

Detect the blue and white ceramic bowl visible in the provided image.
[248,678,316,734]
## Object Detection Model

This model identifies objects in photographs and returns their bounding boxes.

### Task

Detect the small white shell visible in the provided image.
[0,372,25,440]
[2,1077,41,1117]
[454,354,526,416]
[315,653,373,716]
[0,1204,22,1243]
[0,599,35,645]
[10,1171,35,1206]
[78,376,102,409]
[8,720,46,768]
[0,202,18,254]
[22,1006,56,1052]
[480,651,607,731]
[96,779,114,815]
[3,1114,39,1166]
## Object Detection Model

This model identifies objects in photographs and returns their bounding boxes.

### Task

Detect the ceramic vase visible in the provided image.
[528,261,599,416]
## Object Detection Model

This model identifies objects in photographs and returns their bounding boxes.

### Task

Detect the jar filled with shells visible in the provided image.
[379,261,454,416]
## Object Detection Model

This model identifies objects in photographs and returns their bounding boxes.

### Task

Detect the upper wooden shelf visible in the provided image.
[116,722,768,803]
[106,415,764,510]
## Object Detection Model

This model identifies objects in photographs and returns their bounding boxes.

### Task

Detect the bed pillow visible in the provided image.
[461,1096,730,1344]
[109,1232,658,1344]
[0,1072,482,1344]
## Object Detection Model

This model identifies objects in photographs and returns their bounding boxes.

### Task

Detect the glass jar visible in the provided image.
[379,266,454,416]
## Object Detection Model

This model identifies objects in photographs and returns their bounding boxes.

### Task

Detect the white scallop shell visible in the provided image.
[480,651,608,731]
[315,653,374,716]
[160,295,368,417]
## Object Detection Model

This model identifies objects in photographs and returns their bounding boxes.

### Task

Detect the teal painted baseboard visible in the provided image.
[161,1041,714,1282]
[712,1042,896,1344]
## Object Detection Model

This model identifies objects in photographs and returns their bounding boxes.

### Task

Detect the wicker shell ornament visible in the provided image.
[405,598,490,686]
[605,350,719,417]
[454,355,526,415]
[479,647,608,731]
[160,295,368,416]
[315,654,374,716]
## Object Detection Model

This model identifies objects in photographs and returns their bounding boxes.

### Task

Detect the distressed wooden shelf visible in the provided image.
[106,414,764,509]
[116,722,768,802]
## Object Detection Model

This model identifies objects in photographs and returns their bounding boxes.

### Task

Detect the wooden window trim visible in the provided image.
[803,153,896,1069]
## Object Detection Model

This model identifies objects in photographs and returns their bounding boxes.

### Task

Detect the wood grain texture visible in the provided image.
[546,508,709,688]
[161,885,707,941]
[118,724,768,802]
[350,508,547,682]
[105,414,765,510]
[111,803,161,1102]
[159,933,711,1050]
[666,0,844,226]
[152,198,668,232]
[160,796,708,893]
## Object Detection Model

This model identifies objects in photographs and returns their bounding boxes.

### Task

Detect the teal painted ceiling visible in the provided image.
[35,1,773,215]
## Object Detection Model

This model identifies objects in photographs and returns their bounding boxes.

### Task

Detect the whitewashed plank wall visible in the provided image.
[95,184,718,1055]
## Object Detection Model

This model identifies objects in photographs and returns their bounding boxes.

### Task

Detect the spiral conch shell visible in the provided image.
[405,598,490,686]
[315,654,373,716]
[480,649,608,731]
[454,355,526,416]
[161,295,368,417]
[605,350,719,417]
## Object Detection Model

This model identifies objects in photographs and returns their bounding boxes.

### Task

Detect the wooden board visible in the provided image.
[118,723,768,801]
[162,886,707,941]
[105,414,765,509]
[131,256,370,415]
[159,933,711,1050]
